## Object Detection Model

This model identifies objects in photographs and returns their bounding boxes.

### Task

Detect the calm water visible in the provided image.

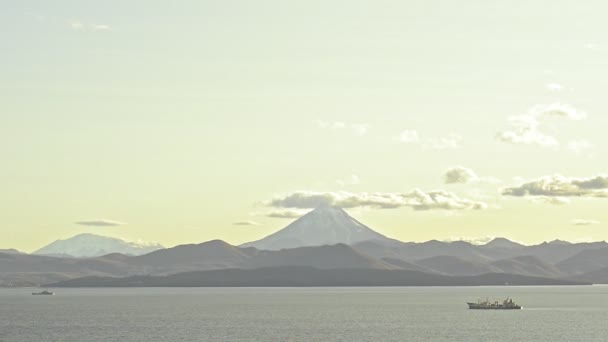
[1,286,608,341]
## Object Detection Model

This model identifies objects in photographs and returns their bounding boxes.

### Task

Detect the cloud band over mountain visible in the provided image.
[266,209,308,218]
[267,190,487,211]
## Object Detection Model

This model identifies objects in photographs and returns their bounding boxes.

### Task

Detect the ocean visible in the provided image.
[2,286,608,341]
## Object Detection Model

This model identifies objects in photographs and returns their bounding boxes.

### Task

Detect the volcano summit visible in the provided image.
[241,205,397,250]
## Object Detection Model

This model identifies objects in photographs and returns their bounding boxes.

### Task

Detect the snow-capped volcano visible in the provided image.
[241,205,395,250]
[34,233,164,258]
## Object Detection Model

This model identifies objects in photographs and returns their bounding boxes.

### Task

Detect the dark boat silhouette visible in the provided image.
[32,290,54,295]
[467,298,521,310]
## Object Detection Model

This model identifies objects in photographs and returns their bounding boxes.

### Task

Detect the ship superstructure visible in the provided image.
[467,298,521,310]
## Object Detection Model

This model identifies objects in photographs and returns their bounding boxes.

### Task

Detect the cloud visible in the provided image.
[314,120,345,130]
[496,115,558,146]
[267,190,487,211]
[530,196,571,205]
[397,130,462,149]
[313,120,369,136]
[531,103,587,121]
[496,103,587,147]
[444,166,478,184]
[351,124,369,136]
[572,219,600,226]
[90,24,110,31]
[512,176,526,183]
[266,209,309,219]
[398,130,420,144]
[70,21,84,30]
[75,220,125,227]
[233,220,260,226]
[567,140,594,155]
[442,236,496,245]
[546,83,564,92]
[585,43,600,50]
[69,20,111,32]
[424,134,463,150]
[336,174,361,187]
[443,166,501,185]
[502,174,608,199]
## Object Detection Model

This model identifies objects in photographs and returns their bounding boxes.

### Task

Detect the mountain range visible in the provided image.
[1,205,607,287]
[34,233,164,258]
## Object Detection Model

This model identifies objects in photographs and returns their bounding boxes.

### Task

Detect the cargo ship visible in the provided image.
[32,290,54,295]
[467,298,521,310]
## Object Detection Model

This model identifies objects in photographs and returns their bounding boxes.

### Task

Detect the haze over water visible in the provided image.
[2,286,608,342]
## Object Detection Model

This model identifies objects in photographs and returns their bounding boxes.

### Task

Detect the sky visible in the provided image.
[1,0,607,252]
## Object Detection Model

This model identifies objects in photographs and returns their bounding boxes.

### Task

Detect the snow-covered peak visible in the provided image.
[34,233,164,258]
[241,206,394,250]
[484,237,524,249]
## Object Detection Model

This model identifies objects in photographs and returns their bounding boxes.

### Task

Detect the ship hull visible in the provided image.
[467,303,521,310]
[32,292,54,295]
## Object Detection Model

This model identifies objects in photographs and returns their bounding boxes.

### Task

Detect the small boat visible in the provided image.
[32,290,54,295]
[467,298,521,310]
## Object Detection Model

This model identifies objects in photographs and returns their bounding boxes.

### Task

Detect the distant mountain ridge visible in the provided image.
[4,237,608,287]
[3,206,608,287]
[34,233,164,258]
[48,267,589,287]
[0,249,23,255]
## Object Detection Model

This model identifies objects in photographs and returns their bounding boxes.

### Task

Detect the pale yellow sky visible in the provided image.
[1,1,607,252]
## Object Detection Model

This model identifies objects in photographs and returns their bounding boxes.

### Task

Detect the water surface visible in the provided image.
[2,286,607,341]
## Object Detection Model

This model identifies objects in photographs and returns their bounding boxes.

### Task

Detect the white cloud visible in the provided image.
[442,236,496,245]
[70,21,84,30]
[397,130,461,149]
[444,167,501,185]
[313,120,369,136]
[497,103,587,147]
[546,83,564,92]
[531,103,587,121]
[351,124,369,136]
[444,166,478,184]
[266,209,309,219]
[336,174,361,187]
[503,174,608,199]
[314,120,345,130]
[571,219,600,226]
[90,24,110,31]
[69,20,111,32]
[567,140,594,155]
[530,196,571,205]
[75,219,125,227]
[267,190,487,211]
[512,176,525,183]
[233,220,260,226]
[398,130,420,143]
[496,115,558,146]
[423,134,462,150]
[585,43,600,50]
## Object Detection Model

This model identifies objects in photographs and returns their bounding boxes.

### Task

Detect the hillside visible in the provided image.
[47,267,589,287]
